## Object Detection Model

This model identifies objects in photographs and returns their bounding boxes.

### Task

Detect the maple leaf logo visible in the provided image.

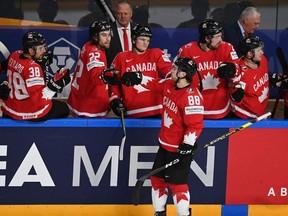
[175,192,189,203]
[163,110,173,128]
[183,132,197,145]
[258,86,269,103]
[133,75,154,93]
[202,72,220,90]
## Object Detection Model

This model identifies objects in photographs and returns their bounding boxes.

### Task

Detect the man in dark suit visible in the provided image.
[223,6,261,57]
[106,1,135,67]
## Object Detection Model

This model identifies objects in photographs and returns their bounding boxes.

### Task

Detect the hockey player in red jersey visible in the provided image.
[176,19,240,119]
[67,21,117,117]
[109,24,172,118]
[1,31,70,121]
[119,57,203,216]
[151,58,203,216]
[231,35,269,119]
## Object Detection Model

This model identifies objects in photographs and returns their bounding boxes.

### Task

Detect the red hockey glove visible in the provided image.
[121,71,142,86]
[47,68,71,93]
[101,67,119,85]
[217,62,236,79]
[110,98,127,117]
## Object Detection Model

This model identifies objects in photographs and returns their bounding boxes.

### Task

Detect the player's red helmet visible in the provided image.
[239,34,264,55]
[175,57,198,82]
[22,31,46,53]
[132,24,153,41]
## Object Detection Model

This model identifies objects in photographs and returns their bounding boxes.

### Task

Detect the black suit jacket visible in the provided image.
[223,22,244,57]
[106,21,136,67]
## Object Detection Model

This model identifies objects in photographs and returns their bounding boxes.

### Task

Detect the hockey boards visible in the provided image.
[132,112,271,206]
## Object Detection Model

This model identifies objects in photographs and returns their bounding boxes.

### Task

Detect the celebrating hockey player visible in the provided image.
[68,21,114,117]
[176,19,240,119]
[231,35,269,119]
[119,57,204,216]
[108,24,172,118]
[1,31,70,121]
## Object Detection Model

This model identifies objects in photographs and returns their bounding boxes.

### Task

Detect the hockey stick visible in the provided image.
[271,47,288,118]
[99,0,115,22]
[119,109,126,161]
[132,112,271,205]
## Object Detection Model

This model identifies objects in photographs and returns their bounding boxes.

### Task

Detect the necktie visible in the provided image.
[244,31,249,36]
[122,28,129,51]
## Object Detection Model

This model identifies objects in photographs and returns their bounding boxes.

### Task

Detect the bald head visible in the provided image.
[114,1,133,28]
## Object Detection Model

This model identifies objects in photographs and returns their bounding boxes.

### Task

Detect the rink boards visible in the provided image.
[0,118,287,215]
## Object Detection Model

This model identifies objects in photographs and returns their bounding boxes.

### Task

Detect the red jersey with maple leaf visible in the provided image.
[177,41,239,119]
[231,56,269,119]
[111,48,172,117]
[158,79,204,153]
[68,41,110,117]
[1,50,52,120]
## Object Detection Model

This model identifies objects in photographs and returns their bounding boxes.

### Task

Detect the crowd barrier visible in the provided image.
[0,118,287,215]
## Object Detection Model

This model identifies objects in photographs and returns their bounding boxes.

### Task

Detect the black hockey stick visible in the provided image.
[119,109,126,161]
[98,0,115,22]
[132,112,271,205]
[272,47,288,118]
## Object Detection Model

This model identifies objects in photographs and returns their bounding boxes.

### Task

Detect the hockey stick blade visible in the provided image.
[119,109,126,161]
[132,112,271,205]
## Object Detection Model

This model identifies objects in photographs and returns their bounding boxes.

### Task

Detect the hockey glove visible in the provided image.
[217,62,236,79]
[36,50,53,70]
[0,81,10,100]
[231,85,245,102]
[0,59,8,73]
[121,71,143,86]
[178,143,197,155]
[47,68,71,93]
[101,67,119,85]
[269,73,288,88]
[110,98,127,117]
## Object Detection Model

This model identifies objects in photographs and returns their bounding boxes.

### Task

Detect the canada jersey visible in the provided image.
[67,41,109,117]
[1,50,52,120]
[231,56,269,119]
[111,48,172,117]
[177,41,239,119]
[158,79,204,153]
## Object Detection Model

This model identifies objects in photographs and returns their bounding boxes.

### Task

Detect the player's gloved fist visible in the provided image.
[269,73,288,88]
[177,143,196,155]
[110,98,127,117]
[47,68,71,93]
[101,67,119,85]
[121,71,143,86]
[217,62,236,79]
[231,84,245,102]
[0,81,10,100]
